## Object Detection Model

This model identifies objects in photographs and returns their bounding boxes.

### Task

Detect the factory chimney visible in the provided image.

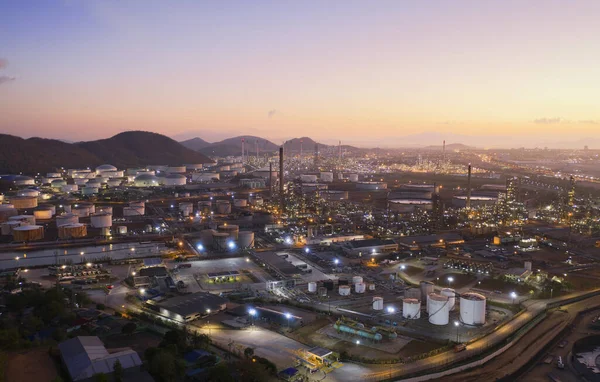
[300,139,303,157]
[269,162,273,199]
[241,138,245,164]
[339,140,342,162]
[442,140,446,162]
[466,164,472,209]
[279,146,285,212]
[256,139,259,159]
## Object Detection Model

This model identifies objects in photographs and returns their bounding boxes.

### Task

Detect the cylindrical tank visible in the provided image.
[47,172,62,178]
[427,293,450,326]
[38,204,56,216]
[96,206,113,215]
[179,202,193,216]
[61,184,78,192]
[198,201,212,214]
[373,297,384,310]
[348,174,359,182]
[402,298,421,319]
[10,196,38,209]
[72,205,91,217]
[338,278,349,286]
[17,189,40,197]
[78,202,95,214]
[300,174,318,183]
[0,204,17,222]
[74,178,89,186]
[460,293,487,325]
[212,232,230,251]
[50,179,67,188]
[12,225,44,241]
[200,229,215,246]
[339,285,351,296]
[368,283,376,291]
[130,201,145,209]
[218,224,239,239]
[58,223,87,239]
[166,166,186,173]
[33,208,53,220]
[320,172,334,182]
[9,215,36,225]
[420,281,435,305]
[233,198,247,208]
[90,212,112,228]
[441,288,456,311]
[308,282,317,293]
[82,186,99,195]
[318,287,327,296]
[355,282,366,294]
[123,206,144,217]
[216,201,231,214]
[107,178,122,187]
[56,214,79,227]
[352,276,363,285]
[237,231,254,248]
[1,221,21,235]
[117,226,127,235]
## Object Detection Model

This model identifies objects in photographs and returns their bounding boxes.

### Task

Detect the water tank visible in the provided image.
[216,201,231,214]
[9,215,36,225]
[33,208,53,220]
[339,285,351,296]
[58,223,87,239]
[460,293,487,325]
[420,281,435,305]
[179,202,193,216]
[352,276,363,285]
[212,232,230,251]
[56,214,79,227]
[355,282,366,294]
[233,199,248,207]
[368,283,376,291]
[218,224,239,239]
[405,288,421,300]
[441,288,456,311]
[427,293,450,326]
[348,174,359,182]
[402,298,421,319]
[90,212,112,228]
[238,231,254,248]
[12,225,44,241]
[373,297,384,310]
[308,282,317,293]
[10,196,38,209]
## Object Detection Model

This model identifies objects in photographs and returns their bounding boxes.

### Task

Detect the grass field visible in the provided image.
[477,277,532,295]
[434,272,477,289]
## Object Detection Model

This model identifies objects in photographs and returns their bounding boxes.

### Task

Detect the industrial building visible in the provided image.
[146,292,228,322]
[342,238,398,257]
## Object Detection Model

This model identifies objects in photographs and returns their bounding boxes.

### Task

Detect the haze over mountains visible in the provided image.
[0,131,213,174]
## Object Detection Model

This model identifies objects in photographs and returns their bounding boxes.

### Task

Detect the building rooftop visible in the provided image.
[152,292,227,317]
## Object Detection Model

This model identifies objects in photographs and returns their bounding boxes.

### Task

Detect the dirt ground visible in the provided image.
[103,330,162,354]
[5,348,58,382]
[478,278,532,294]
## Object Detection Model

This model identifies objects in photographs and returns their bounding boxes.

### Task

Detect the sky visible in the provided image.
[1,0,600,148]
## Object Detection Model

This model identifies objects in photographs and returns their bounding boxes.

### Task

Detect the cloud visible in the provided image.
[533,117,562,124]
[0,75,16,85]
[579,120,600,125]
[268,109,277,118]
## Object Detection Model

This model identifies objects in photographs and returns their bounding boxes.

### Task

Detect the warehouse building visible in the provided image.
[146,292,227,322]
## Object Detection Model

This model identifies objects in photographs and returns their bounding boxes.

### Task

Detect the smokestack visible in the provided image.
[241,138,245,164]
[300,139,303,157]
[443,140,446,162]
[279,147,285,212]
[466,164,472,209]
[269,162,273,199]
[339,140,342,162]
[256,139,259,159]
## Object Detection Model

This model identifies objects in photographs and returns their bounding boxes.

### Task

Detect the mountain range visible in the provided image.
[0,131,213,174]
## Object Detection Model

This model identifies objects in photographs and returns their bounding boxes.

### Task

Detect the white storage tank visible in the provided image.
[216,201,231,214]
[308,282,317,293]
[191,173,220,182]
[50,179,67,189]
[167,166,186,173]
[233,198,248,207]
[368,283,376,291]
[320,172,334,182]
[185,164,203,171]
[56,214,79,227]
[441,288,456,311]
[47,172,62,178]
[107,178,122,187]
[355,282,366,294]
[218,224,239,239]
[72,205,91,217]
[12,224,44,241]
[117,226,128,235]
[58,223,87,239]
[165,174,187,186]
[90,212,112,228]
[74,178,89,186]
[300,174,318,183]
[405,288,421,300]
[460,293,487,325]
[9,215,36,225]
[373,297,384,310]
[402,298,421,319]
[82,186,99,195]
[123,206,144,217]
[130,201,145,209]
[33,208,53,220]
[352,276,363,285]
[79,202,95,214]
[179,202,193,216]
[339,285,351,296]
[13,175,35,186]
[0,205,18,222]
[134,174,160,187]
[38,204,56,215]
[61,184,78,192]
[348,174,359,182]
[420,281,435,305]
[1,221,21,235]
[427,293,450,326]
[238,231,255,248]
[97,206,113,214]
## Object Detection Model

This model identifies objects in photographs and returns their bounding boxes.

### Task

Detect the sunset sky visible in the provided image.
[1,1,600,147]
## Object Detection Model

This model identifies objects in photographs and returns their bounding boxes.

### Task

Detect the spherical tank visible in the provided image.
[216,201,231,214]
[233,199,247,207]
[90,212,112,228]
[10,196,38,209]
[12,225,44,241]
[33,209,53,220]
[441,288,456,311]
[308,282,317,293]
[402,298,421,319]
[427,293,450,326]
[420,281,435,305]
[9,215,36,225]
[339,285,351,296]
[352,276,363,285]
[355,282,366,294]
[56,214,79,227]
[373,297,384,310]
[460,293,486,325]
[237,231,254,248]
[58,223,87,239]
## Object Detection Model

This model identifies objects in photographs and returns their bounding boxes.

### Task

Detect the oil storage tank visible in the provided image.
[460,293,486,325]
[427,293,450,325]
[0,205,18,222]
[179,202,193,216]
[216,201,231,214]
[90,212,112,228]
[212,232,230,252]
[56,214,79,227]
[355,282,366,294]
[402,298,421,319]
[308,282,317,293]
[218,224,239,239]
[238,231,254,248]
[13,225,44,241]
[373,297,384,310]
[33,208,53,220]
[11,196,38,209]
[441,288,456,311]
[198,201,212,214]
[405,288,421,300]
[339,285,351,296]
[420,281,434,305]
[58,223,87,239]
[9,215,36,225]
[352,276,363,285]
[233,198,247,207]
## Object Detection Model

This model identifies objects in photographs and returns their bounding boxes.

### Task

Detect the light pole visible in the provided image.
[285,312,292,329]
[447,276,454,288]
[454,321,460,343]
[248,308,257,327]
[510,291,517,305]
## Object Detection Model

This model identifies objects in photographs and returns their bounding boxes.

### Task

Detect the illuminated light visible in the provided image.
[356,340,360,345]
[131,271,136,276]
[228,241,236,249]
[86,262,92,267]
[130,247,135,251]
[386,306,396,314]
[206,309,211,314]
[305,247,310,254]
[285,313,292,319]
[400,265,406,270]
[15,256,19,261]
[140,288,146,294]
[248,308,257,316]
[334,259,339,265]
[197,244,204,251]
[454,321,460,327]
[80,252,84,255]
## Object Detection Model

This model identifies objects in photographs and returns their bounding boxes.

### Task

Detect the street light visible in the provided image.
[510,291,517,304]
[386,306,396,314]
[356,340,360,345]
[305,247,310,254]
[454,321,460,342]
[285,312,292,328]
[228,241,236,250]
[131,271,136,276]
[140,288,146,295]
[400,265,406,271]
[334,259,339,265]
[248,308,257,326]
[447,276,454,287]
[197,244,204,251]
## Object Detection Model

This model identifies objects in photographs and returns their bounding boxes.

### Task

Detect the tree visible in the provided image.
[191,332,211,349]
[205,363,235,382]
[96,303,106,310]
[93,373,109,382]
[244,347,254,359]
[113,359,123,382]
[148,350,186,382]
[121,322,137,335]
